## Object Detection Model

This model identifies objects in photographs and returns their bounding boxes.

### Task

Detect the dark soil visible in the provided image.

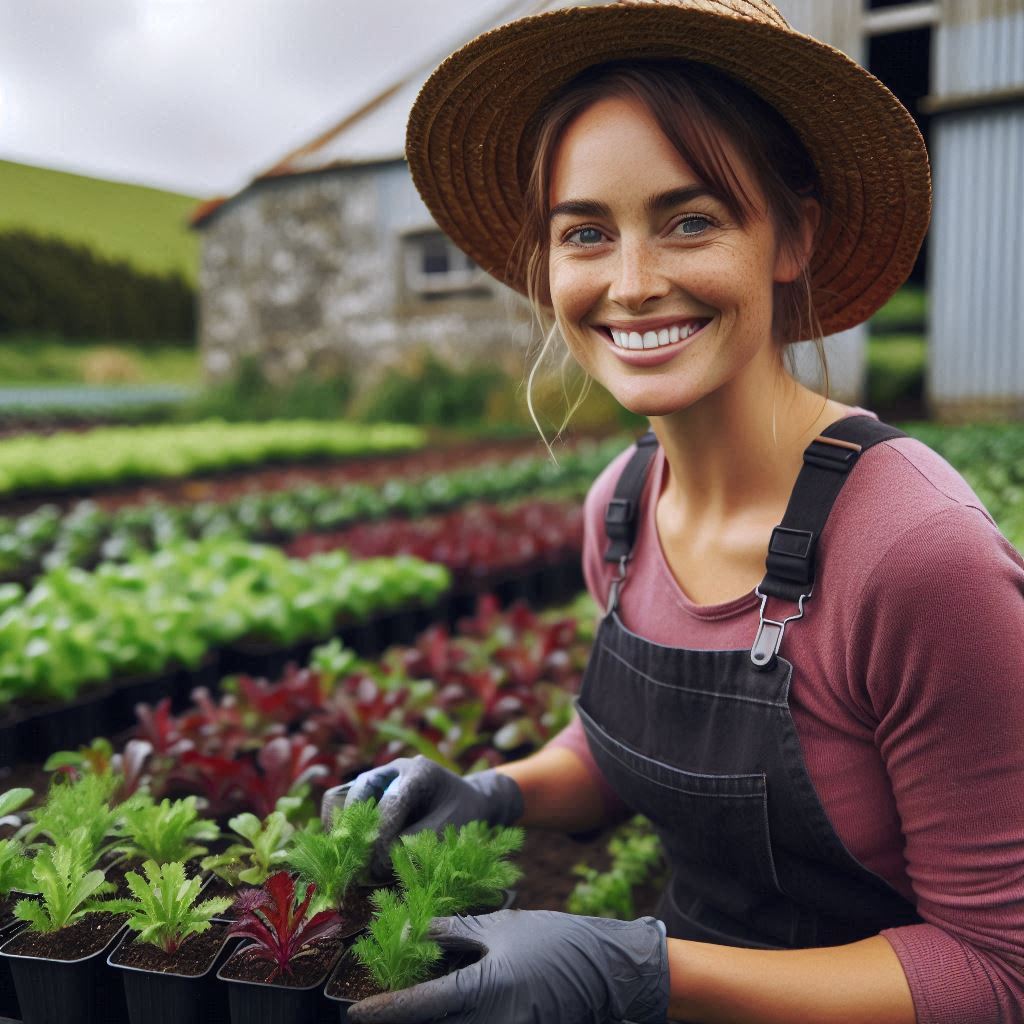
[109,920,230,976]
[2,911,125,961]
[337,886,374,937]
[218,935,341,988]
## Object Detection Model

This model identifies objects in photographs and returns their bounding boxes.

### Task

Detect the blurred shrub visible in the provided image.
[866,334,925,410]
[80,348,145,384]
[0,230,194,344]
[182,356,353,422]
[351,352,505,427]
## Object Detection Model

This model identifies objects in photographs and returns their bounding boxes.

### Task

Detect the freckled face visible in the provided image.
[547,95,796,418]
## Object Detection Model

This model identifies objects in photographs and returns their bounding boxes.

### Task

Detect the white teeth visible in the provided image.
[606,320,707,350]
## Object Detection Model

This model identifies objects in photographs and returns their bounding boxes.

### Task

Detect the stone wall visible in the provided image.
[196,164,534,387]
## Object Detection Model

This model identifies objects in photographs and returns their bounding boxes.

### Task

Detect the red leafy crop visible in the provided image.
[232,665,326,726]
[134,698,192,757]
[227,871,341,978]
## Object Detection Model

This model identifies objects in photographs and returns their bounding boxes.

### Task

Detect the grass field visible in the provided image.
[0,337,200,387]
[0,159,200,283]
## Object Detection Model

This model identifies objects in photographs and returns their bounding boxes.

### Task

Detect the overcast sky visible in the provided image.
[0,0,518,198]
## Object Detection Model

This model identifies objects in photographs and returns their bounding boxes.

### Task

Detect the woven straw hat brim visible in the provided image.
[406,3,932,338]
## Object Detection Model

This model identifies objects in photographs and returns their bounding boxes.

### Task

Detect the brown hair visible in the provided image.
[510,60,832,440]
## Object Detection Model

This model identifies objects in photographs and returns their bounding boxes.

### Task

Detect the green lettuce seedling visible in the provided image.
[567,816,664,920]
[390,821,523,914]
[26,773,120,868]
[13,830,114,933]
[101,860,232,954]
[286,798,378,914]
[113,795,219,864]
[200,811,295,887]
[351,885,442,993]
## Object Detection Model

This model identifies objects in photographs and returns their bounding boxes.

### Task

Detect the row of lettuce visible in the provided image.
[0,419,425,497]
[0,437,619,584]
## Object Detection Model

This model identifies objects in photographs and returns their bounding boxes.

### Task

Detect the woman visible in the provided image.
[325,3,1024,1021]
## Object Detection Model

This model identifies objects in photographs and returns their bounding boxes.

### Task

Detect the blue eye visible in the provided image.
[676,215,712,236]
[566,226,605,246]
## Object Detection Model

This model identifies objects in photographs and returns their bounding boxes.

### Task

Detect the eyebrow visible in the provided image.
[548,185,716,222]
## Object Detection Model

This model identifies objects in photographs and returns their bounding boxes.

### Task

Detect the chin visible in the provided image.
[609,383,698,419]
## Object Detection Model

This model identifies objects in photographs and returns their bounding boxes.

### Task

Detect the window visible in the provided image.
[402,230,489,299]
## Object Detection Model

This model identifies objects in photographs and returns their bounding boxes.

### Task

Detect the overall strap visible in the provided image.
[603,430,658,612]
[751,415,907,670]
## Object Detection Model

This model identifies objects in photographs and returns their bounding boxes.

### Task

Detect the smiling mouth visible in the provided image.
[599,319,711,350]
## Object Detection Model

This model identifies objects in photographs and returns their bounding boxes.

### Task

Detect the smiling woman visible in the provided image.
[324,4,1024,1024]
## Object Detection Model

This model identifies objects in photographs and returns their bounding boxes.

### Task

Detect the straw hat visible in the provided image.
[405,0,931,337]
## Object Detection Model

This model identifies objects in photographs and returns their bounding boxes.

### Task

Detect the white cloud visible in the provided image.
[0,0,515,195]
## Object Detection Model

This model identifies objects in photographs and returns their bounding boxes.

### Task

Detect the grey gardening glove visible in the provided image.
[320,756,524,879]
[347,908,670,1024]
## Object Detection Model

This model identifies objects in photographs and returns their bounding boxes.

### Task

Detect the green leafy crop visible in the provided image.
[390,821,523,915]
[112,795,219,864]
[26,773,120,869]
[13,831,114,933]
[101,860,232,955]
[351,886,442,993]
[286,798,379,914]
[200,811,295,887]
[567,816,664,920]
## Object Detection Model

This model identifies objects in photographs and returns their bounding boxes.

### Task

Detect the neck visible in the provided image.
[650,357,845,531]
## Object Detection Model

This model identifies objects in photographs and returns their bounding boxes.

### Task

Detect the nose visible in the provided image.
[607,236,671,311]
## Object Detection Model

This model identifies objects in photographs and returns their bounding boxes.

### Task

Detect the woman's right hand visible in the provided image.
[320,756,525,878]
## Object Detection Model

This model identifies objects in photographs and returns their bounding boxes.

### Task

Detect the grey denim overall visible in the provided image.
[576,416,923,950]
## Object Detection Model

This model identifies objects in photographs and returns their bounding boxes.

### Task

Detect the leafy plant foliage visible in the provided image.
[112,794,219,864]
[351,886,442,993]
[200,811,295,887]
[567,816,665,920]
[286,798,379,913]
[26,772,120,869]
[390,821,523,914]
[101,860,232,954]
[13,832,114,932]
[226,871,341,978]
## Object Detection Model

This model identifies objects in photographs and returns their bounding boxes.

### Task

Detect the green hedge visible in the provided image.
[0,231,194,343]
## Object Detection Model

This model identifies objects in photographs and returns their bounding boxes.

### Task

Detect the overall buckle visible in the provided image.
[750,586,812,671]
[606,555,629,616]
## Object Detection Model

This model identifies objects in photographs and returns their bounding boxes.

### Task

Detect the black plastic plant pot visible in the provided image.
[217,939,345,1024]
[0,709,21,769]
[0,919,25,1021]
[14,682,112,764]
[0,918,129,1024]
[219,637,319,682]
[108,921,237,1024]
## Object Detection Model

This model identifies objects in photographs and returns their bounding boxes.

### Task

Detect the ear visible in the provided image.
[773,196,821,285]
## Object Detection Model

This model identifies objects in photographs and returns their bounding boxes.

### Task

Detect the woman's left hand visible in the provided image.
[347,908,669,1024]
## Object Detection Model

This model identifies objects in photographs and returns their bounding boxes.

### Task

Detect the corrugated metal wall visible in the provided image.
[928,0,1024,419]
[773,0,867,404]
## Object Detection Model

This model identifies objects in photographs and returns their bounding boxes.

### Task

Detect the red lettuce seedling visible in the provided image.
[227,871,341,978]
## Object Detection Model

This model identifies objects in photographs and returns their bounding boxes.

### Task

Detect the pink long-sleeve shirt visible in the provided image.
[549,408,1024,1023]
